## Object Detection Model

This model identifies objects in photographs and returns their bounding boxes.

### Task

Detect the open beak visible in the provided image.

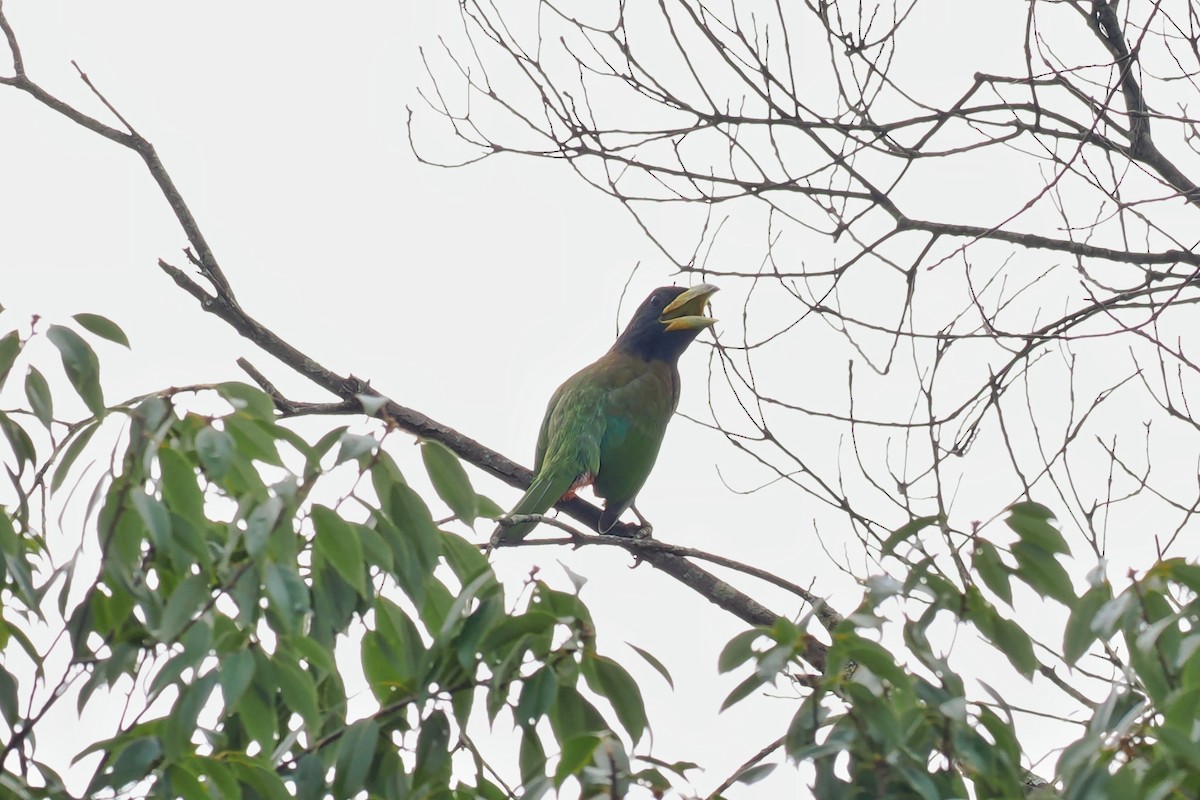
[661,283,719,332]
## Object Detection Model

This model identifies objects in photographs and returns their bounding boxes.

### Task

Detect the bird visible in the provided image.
[492,283,718,545]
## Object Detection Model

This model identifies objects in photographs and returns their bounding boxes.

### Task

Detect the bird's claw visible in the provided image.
[630,505,654,539]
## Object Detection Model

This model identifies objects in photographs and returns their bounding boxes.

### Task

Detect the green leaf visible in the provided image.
[517,666,559,727]
[972,539,1013,606]
[363,597,425,696]
[294,753,326,800]
[216,382,276,419]
[784,695,826,757]
[756,642,794,681]
[72,313,130,348]
[413,709,452,789]
[1152,558,1200,595]
[1006,502,1067,555]
[442,530,490,584]
[274,654,321,731]
[476,494,506,520]
[0,412,36,475]
[219,648,256,708]
[1128,636,1172,705]
[481,612,556,683]
[0,665,19,728]
[195,425,234,480]
[881,515,940,557]
[419,580,455,639]
[733,763,777,786]
[421,439,477,524]
[305,425,348,474]
[1064,583,1113,665]
[238,684,277,749]
[360,632,405,701]
[451,671,476,728]
[166,764,207,800]
[519,727,547,784]
[382,481,442,574]
[46,324,105,416]
[555,734,601,788]
[287,634,337,678]
[245,496,283,559]
[312,505,366,597]
[548,684,608,745]
[355,522,393,572]
[1011,541,1075,605]
[51,420,100,492]
[333,719,379,798]
[99,493,145,585]
[1162,683,1200,740]
[0,507,18,559]
[720,672,766,712]
[976,705,1023,768]
[969,598,1038,679]
[1092,592,1136,639]
[23,367,53,429]
[202,759,241,799]
[991,616,1038,679]
[0,331,19,388]
[1159,726,1200,770]
[232,762,290,800]
[132,491,172,552]
[225,414,283,467]
[583,655,647,743]
[157,573,209,642]
[163,672,217,760]
[438,569,498,644]
[718,629,761,673]
[628,643,674,689]
[336,432,377,465]
[160,448,204,521]
[264,560,310,634]
[101,737,162,793]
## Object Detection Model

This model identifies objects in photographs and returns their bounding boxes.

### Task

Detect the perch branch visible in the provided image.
[0,6,826,665]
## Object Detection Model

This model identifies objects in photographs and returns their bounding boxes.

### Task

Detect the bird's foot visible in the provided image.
[632,505,653,539]
[599,520,653,539]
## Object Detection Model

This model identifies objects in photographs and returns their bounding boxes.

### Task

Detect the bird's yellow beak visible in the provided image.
[661,283,719,332]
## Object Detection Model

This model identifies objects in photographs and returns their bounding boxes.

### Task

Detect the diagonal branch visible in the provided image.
[1085,0,1200,205]
[0,5,825,663]
[163,256,813,650]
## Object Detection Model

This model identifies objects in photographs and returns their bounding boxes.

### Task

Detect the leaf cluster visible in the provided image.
[0,316,685,800]
[714,504,1200,799]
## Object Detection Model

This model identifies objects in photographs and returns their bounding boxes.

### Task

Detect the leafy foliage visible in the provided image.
[0,316,681,799]
[714,504,1200,799]
[3,312,1200,799]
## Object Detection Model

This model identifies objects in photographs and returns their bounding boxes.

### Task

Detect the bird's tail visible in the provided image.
[598,504,627,534]
[490,466,578,546]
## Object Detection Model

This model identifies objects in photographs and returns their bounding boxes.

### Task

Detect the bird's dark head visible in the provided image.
[612,284,719,363]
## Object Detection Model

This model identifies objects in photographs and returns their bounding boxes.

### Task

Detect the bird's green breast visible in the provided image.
[592,356,678,507]
[531,351,679,520]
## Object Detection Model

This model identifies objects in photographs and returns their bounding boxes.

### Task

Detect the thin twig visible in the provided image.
[704,735,784,800]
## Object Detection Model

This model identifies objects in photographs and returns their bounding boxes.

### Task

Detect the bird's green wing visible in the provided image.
[492,374,606,544]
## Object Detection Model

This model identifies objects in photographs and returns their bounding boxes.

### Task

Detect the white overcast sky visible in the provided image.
[1,2,1184,797]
